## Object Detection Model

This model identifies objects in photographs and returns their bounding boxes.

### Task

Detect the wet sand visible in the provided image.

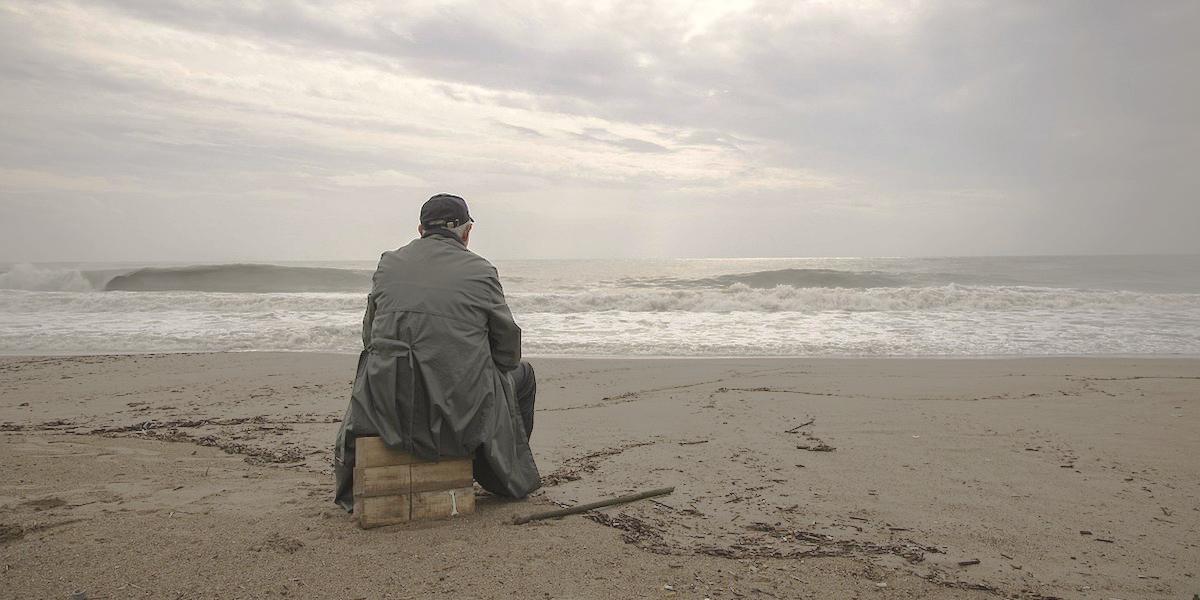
[1,353,1197,599]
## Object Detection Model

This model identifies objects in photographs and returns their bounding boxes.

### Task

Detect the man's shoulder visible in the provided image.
[379,238,496,276]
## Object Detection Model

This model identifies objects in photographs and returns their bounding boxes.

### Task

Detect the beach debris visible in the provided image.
[1,522,23,544]
[2,418,75,432]
[794,429,835,452]
[541,441,657,487]
[678,439,709,445]
[69,591,87,600]
[586,511,670,551]
[1095,537,1115,543]
[251,533,305,554]
[1080,530,1093,535]
[0,518,84,544]
[795,442,836,452]
[784,418,815,433]
[22,497,67,511]
[85,415,334,464]
[513,487,675,525]
[650,499,677,511]
[702,521,939,563]
[957,559,981,567]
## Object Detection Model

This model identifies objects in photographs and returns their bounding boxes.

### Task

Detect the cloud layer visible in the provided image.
[1,0,1197,260]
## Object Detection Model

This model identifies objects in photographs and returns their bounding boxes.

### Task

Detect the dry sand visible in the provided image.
[1,353,1197,599]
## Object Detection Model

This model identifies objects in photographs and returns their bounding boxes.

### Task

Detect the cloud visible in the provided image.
[572,127,672,154]
[0,0,1197,260]
[0,167,135,193]
[328,170,429,189]
[495,121,546,138]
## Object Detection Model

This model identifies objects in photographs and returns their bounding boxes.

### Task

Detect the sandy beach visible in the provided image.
[1,353,1197,599]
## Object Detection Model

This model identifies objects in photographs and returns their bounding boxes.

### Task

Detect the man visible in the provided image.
[334,193,540,512]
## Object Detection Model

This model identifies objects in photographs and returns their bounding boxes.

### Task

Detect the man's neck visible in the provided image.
[421,229,466,247]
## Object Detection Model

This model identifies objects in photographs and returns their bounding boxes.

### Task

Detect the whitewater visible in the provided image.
[1,256,1199,357]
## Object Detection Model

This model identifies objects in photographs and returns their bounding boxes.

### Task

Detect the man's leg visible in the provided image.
[473,361,537,496]
[510,361,536,439]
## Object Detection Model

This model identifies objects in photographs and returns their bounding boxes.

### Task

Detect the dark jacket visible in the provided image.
[334,233,540,510]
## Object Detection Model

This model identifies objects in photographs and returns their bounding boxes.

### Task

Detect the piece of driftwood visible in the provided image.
[785,418,815,433]
[513,487,675,525]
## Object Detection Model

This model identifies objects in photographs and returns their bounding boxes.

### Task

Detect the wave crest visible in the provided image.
[509,284,1200,313]
[104,264,372,292]
[622,268,991,289]
[0,264,95,292]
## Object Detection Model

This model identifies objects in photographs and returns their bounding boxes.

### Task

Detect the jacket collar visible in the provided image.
[421,229,466,249]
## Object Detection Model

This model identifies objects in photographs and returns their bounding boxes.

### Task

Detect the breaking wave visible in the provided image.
[0,264,96,292]
[0,265,1000,294]
[103,264,373,292]
[4,257,1198,357]
[514,284,1200,313]
[0,263,377,293]
[3,284,1198,315]
[622,268,993,289]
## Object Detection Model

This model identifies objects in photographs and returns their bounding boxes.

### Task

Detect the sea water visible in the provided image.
[1,255,1198,357]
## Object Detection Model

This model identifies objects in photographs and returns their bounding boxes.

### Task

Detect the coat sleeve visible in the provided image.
[362,255,386,349]
[485,268,522,372]
[361,291,377,349]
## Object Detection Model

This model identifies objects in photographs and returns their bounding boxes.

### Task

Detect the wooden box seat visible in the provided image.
[353,436,475,529]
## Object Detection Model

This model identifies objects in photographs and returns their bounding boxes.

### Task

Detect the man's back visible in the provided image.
[370,233,520,361]
[334,226,539,511]
[364,233,521,456]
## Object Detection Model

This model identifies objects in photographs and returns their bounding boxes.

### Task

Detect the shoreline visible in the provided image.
[5,350,1200,360]
[2,352,1197,598]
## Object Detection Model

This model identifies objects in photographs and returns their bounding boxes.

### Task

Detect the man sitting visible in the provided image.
[334,193,540,511]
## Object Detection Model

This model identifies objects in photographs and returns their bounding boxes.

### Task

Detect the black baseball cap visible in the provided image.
[420,193,473,228]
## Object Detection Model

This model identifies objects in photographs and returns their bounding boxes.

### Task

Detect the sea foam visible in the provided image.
[0,264,94,292]
[3,257,1199,356]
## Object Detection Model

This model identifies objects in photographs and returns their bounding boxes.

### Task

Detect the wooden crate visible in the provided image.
[353,436,475,528]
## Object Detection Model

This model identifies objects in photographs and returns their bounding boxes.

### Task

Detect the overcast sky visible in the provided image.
[1,1,1197,261]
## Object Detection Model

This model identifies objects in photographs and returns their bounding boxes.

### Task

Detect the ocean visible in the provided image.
[1,255,1199,357]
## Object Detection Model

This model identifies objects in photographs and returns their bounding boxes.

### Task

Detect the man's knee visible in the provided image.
[514,360,535,393]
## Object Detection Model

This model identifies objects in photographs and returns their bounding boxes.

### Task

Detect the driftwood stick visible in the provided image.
[785,418,815,433]
[513,487,675,525]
